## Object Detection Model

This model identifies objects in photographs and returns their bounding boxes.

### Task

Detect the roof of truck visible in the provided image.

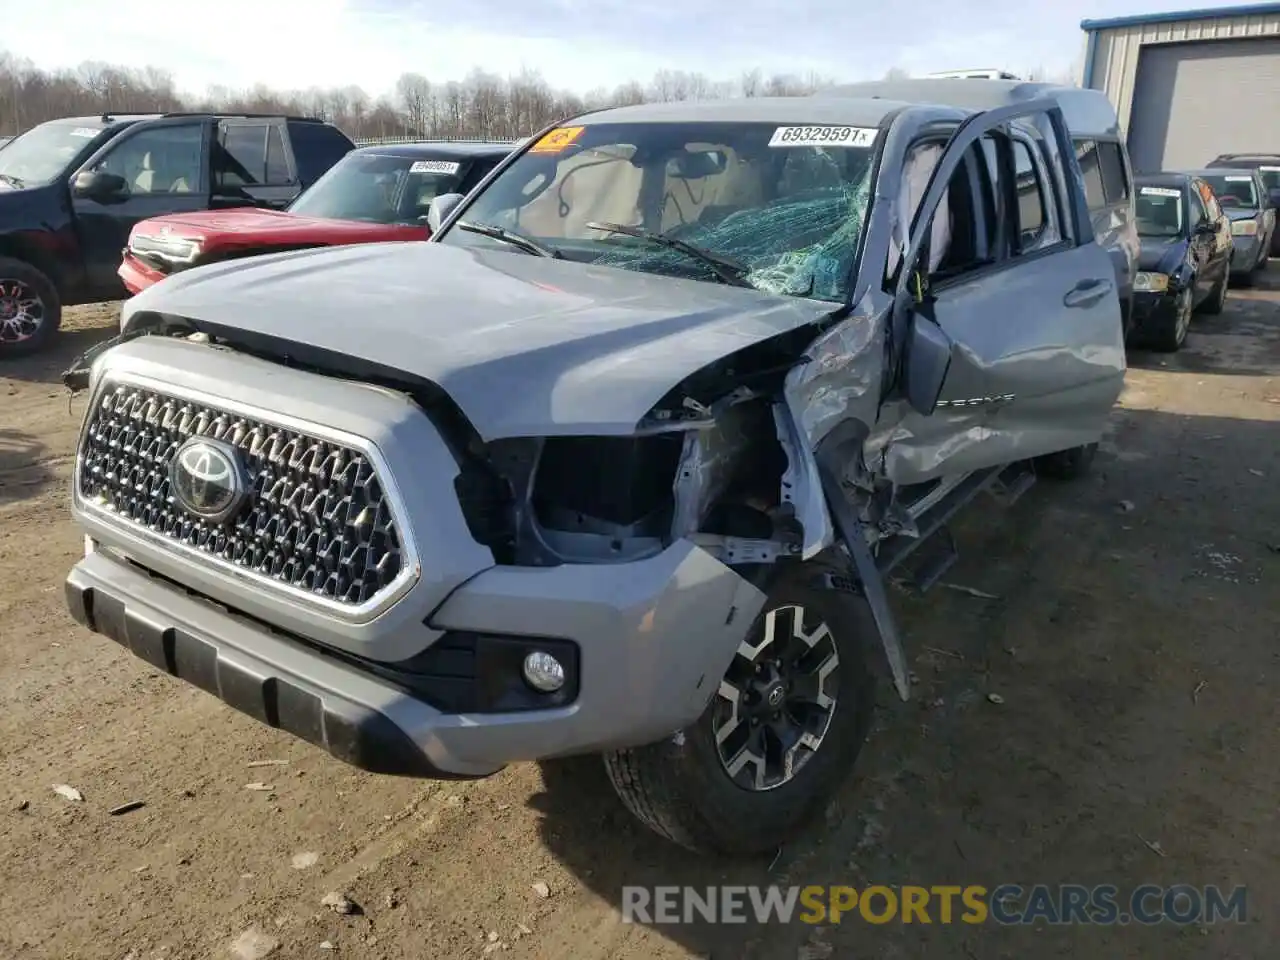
[573,96,911,128]
[816,79,1122,138]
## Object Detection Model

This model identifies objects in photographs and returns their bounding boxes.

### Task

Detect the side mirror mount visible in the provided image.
[895,289,954,417]
[72,170,129,203]
[427,193,465,233]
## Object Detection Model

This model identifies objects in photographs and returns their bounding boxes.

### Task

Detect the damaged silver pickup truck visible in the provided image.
[63,90,1126,855]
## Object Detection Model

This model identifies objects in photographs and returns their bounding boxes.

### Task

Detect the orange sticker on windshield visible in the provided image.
[529,126,585,154]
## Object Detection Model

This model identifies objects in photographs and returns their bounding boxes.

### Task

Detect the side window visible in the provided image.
[1011,140,1048,248]
[1075,139,1108,212]
[286,121,354,185]
[265,126,292,184]
[215,123,269,189]
[1199,182,1222,220]
[93,123,203,196]
[887,139,990,286]
[885,140,947,280]
[1098,142,1129,204]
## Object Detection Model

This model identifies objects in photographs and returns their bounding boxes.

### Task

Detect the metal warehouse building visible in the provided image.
[1080,2,1280,173]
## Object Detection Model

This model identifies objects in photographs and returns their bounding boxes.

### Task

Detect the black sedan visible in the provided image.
[1131,173,1233,352]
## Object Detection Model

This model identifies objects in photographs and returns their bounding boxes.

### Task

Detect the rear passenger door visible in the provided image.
[880,103,1127,485]
[210,120,300,209]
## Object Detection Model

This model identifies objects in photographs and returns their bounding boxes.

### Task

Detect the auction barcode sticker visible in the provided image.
[70,127,99,138]
[769,125,878,148]
[1225,175,1253,181]
[410,160,461,175]
[1261,165,1280,171]
[1140,186,1181,197]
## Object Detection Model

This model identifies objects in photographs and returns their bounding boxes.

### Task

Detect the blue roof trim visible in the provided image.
[1081,2,1280,31]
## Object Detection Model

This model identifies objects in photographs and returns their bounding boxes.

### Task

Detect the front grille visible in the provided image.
[78,382,405,607]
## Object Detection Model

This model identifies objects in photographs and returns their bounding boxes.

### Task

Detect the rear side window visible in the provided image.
[217,123,269,187]
[287,121,356,186]
[1012,140,1050,249]
[1074,139,1107,212]
[1098,141,1129,203]
[265,126,291,183]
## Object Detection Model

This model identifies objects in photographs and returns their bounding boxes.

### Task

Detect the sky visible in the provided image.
[0,0,1265,98]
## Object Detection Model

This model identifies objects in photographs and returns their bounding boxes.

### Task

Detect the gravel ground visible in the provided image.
[1,277,1278,959]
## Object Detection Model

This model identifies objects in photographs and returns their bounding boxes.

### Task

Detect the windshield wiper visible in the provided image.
[585,221,754,288]
[456,220,562,258]
[0,173,24,188]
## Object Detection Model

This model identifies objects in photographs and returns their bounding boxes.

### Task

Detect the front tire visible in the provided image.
[1198,274,1228,315]
[603,560,876,855]
[0,257,62,359]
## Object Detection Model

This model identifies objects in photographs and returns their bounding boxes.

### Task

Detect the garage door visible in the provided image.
[1127,37,1280,173]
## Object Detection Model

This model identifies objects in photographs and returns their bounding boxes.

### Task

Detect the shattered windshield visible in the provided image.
[1202,173,1258,209]
[437,120,879,302]
[288,152,468,224]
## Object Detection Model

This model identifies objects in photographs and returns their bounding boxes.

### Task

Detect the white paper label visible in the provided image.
[768,125,878,148]
[1225,175,1252,182]
[70,127,99,138]
[410,160,460,175]
[1140,186,1181,197]
[1260,165,1280,171]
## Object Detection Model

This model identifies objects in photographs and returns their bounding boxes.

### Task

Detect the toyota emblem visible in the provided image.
[169,437,248,523]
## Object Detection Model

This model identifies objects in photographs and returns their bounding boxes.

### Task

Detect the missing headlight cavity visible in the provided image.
[457,394,799,569]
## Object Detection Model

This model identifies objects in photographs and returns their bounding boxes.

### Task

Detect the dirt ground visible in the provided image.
[2,278,1279,960]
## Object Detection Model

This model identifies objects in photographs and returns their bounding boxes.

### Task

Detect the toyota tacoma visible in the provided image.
[63,91,1125,855]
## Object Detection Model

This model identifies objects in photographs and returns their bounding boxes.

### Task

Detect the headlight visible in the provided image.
[1231,219,1257,237]
[129,234,202,263]
[1134,272,1169,293]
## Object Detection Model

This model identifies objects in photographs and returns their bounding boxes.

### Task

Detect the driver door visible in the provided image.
[878,101,1126,486]
[72,120,211,298]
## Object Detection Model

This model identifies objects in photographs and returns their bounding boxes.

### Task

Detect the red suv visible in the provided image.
[119,140,514,293]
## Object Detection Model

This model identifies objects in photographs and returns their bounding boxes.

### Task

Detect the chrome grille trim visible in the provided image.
[73,371,421,621]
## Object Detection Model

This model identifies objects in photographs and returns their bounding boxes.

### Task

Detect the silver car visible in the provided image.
[65,93,1125,855]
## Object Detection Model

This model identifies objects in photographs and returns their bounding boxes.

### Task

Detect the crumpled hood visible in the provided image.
[120,242,832,440]
[1137,237,1189,273]
[1224,206,1260,222]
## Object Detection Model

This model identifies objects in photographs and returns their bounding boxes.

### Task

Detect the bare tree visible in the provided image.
[0,50,887,141]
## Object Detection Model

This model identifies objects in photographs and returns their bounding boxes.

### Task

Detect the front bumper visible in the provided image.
[117,250,167,295]
[1129,290,1180,332]
[66,541,766,778]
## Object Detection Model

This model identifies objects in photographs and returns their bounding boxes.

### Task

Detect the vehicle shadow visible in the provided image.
[0,309,121,386]
[528,401,1280,959]
[1127,273,1280,377]
[0,429,55,504]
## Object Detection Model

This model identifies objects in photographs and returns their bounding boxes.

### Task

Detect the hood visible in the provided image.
[120,242,832,441]
[1137,236,1189,273]
[0,181,62,222]
[130,208,426,252]
[1223,206,1260,221]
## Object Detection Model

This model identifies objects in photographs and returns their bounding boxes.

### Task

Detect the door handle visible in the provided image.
[1063,277,1112,309]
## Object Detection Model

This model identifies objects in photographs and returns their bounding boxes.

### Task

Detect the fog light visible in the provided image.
[521,651,566,692]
